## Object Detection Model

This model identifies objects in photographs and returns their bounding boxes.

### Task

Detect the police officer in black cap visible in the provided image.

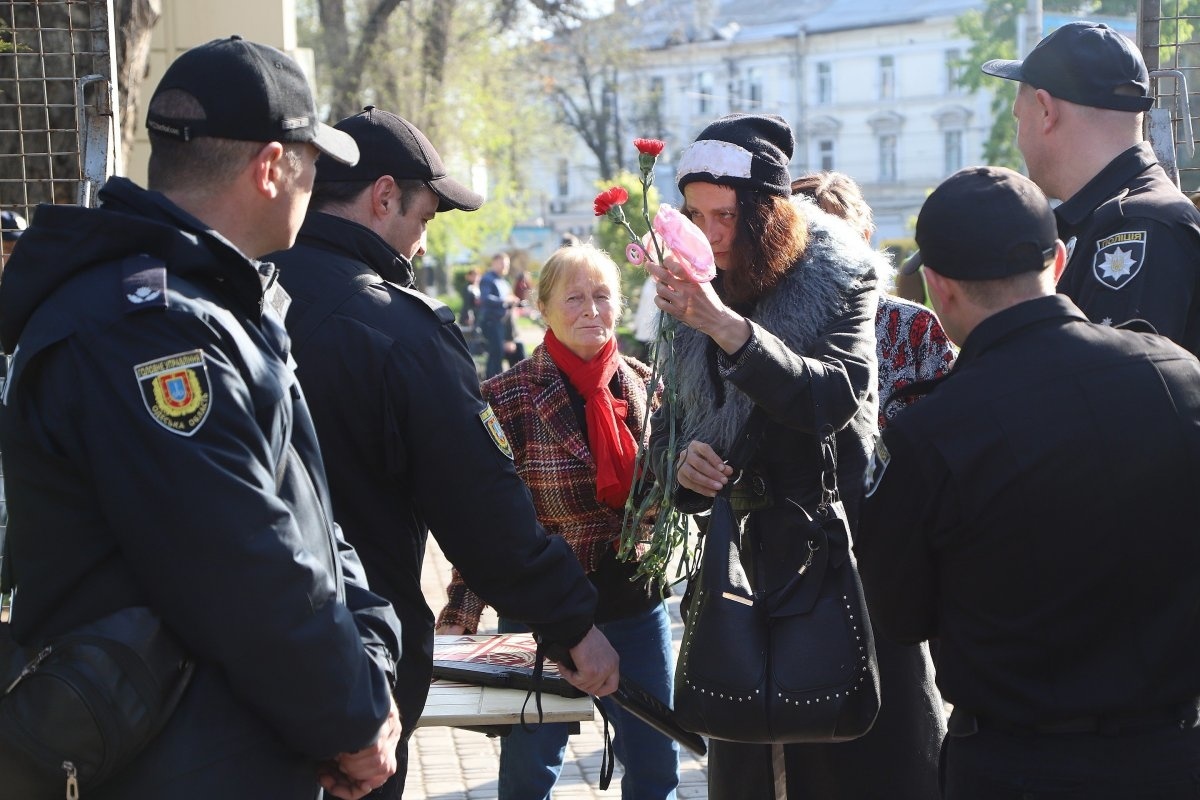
[982,21,1200,357]
[857,166,1200,800]
[268,107,619,798]
[0,38,403,798]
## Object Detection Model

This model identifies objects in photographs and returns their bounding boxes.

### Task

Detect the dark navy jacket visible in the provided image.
[0,178,401,798]
[271,212,596,734]
[1055,142,1200,357]
[858,295,1200,729]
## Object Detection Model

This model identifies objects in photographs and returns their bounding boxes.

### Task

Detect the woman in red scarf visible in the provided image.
[437,243,679,800]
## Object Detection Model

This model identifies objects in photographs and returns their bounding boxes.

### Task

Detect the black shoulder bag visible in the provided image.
[673,407,881,744]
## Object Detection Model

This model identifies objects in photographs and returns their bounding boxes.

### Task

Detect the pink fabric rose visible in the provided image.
[652,204,716,282]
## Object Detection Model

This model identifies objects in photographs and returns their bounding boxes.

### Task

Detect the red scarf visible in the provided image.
[543,329,638,509]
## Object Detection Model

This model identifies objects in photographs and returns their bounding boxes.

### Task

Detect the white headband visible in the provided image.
[676,139,754,184]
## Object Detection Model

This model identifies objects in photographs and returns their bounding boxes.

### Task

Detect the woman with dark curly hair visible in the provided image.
[646,115,941,799]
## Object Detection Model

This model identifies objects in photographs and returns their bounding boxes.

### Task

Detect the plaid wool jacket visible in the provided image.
[437,343,656,633]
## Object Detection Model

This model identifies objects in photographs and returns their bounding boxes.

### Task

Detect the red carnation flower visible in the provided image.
[593,186,630,217]
[634,138,666,157]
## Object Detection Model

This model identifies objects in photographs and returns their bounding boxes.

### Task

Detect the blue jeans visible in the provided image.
[497,604,679,800]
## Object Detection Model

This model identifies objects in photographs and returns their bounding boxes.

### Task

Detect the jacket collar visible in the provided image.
[956,294,1089,367]
[294,211,416,288]
[1055,142,1158,228]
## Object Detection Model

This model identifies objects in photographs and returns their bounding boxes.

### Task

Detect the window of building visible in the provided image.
[944,129,963,174]
[556,158,569,198]
[747,67,763,108]
[698,71,714,114]
[818,139,835,171]
[945,49,964,94]
[816,62,832,105]
[879,134,897,182]
[879,55,895,101]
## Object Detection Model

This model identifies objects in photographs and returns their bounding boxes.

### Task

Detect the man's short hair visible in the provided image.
[146,90,263,192]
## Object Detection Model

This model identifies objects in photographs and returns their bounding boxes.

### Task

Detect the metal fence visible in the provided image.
[0,0,119,226]
[1141,0,1200,193]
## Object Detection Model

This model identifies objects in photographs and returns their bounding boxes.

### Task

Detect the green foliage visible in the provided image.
[955,1,1023,169]
[592,170,660,304]
[956,0,1139,170]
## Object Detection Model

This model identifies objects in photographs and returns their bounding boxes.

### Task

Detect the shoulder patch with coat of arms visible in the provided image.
[1092,230,1146,290]
[134,349,212,436]
[480,403,513,459]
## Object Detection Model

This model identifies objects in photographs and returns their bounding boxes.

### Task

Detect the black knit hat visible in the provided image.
[676,113,794,197]
[315,107,483,213]
[146,36,358,165]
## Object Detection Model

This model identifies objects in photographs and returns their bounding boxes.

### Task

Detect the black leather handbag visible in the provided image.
[0,606,194,799]
[673,411,881,744]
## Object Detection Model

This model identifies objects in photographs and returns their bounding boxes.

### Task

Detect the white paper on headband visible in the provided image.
[676,139,754,184]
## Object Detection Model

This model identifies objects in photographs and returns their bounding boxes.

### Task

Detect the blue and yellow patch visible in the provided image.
[480,404,513,459]
[134,349,211,436]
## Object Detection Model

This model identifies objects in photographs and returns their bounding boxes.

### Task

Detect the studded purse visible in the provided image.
[672,410,881,744]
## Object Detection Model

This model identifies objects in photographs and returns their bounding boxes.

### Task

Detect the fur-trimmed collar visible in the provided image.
[674,203,885,453]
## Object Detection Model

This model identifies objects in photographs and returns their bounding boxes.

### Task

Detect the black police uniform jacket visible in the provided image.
[0,178,402,799]
[858,294,1200,730]
[651,206,944,800]
[1056,142,1200,357]
[271,212,597,733]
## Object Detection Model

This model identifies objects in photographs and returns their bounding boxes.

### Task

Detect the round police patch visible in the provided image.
[479,403,513,459]
[134,349,212,436]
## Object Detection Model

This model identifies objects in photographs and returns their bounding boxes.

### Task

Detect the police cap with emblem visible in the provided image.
[146,35,359,166]
[981,21,1153,112]
[901,166,1058,280]
[314,106,484,213]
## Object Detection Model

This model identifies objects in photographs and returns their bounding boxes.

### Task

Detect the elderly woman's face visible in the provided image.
[543,265,618,361]
[682,182,739,270]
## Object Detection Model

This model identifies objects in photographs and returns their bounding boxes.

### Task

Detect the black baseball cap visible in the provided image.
[1,210,26,242]
[146,35,359,165]
[315,106,484,213]
[901,166,1058,280]
[981,21,1152,112]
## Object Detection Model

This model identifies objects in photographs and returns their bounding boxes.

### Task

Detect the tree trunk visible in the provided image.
[113,0,161,167]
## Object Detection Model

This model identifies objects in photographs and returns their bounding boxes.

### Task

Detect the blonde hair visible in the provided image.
[536,242,625,320]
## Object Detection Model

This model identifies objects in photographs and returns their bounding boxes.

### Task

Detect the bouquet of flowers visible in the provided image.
[594,138,715,585]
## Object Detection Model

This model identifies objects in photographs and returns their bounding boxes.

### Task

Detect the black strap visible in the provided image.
[285,273,379,355]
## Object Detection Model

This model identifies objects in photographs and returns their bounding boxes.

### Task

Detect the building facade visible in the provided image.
[536,0,990,244]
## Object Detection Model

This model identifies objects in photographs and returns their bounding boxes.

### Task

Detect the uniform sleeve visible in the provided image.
[56,308,392,758]
[855,424,947,645]
[1068,216,1200,352]
[721,276,878,434]
[334,519,401,687]
[385,320,596,648]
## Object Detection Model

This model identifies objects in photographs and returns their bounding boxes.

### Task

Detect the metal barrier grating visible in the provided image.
[0,0,114,225]
[1142,0,1200,194]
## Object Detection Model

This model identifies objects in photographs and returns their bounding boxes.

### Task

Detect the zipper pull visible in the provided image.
[4,644,52,694]
[63,761,79,800]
